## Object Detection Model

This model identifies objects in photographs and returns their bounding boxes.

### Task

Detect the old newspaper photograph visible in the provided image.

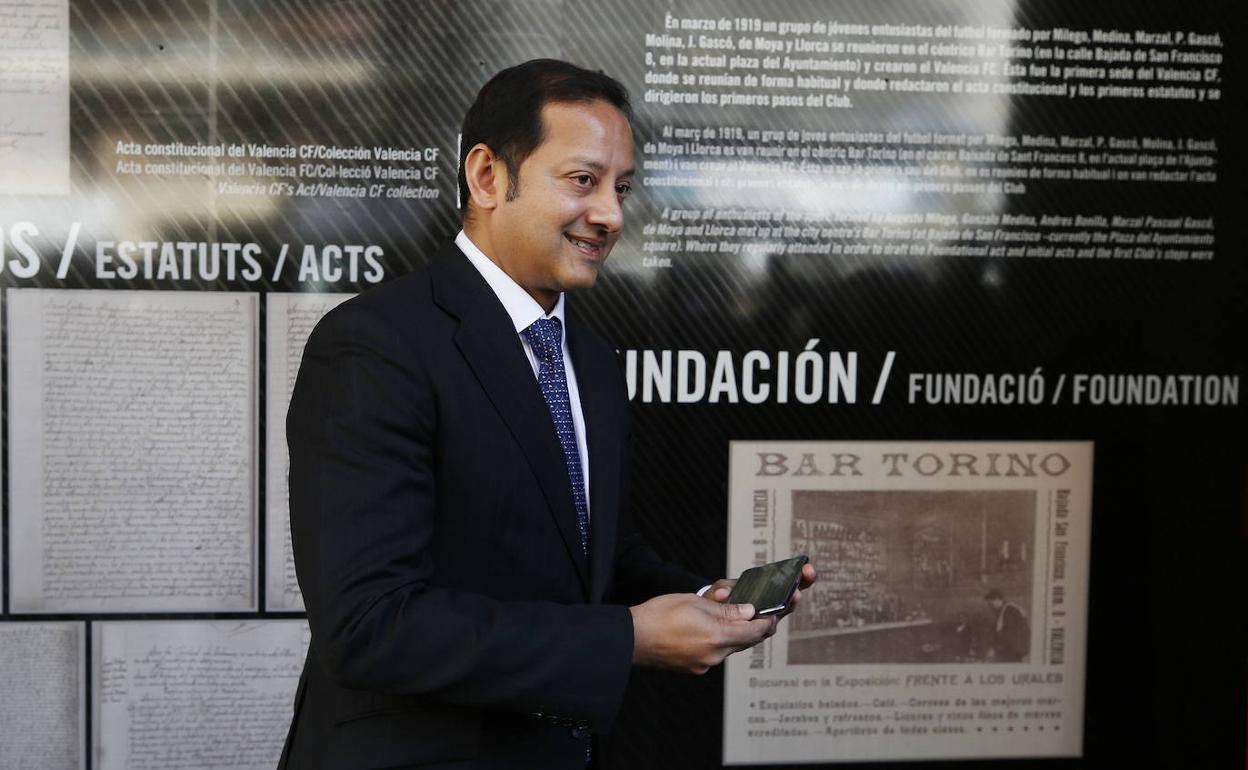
[724,441,1092,764]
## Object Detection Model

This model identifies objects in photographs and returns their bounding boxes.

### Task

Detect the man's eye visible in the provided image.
[572,174,593,186]
[616,183,633,197]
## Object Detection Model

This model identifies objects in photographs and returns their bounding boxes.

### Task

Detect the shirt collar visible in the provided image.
[455,230,566,333]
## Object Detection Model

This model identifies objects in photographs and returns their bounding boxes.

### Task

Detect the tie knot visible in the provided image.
[522,316,563,363]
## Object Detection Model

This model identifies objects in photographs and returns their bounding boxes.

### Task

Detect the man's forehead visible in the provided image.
[542,96,631,121]
[538,100,632,138]
[532,101,634,169]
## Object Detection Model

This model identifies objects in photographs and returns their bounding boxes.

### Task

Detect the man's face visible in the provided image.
[488,99,634,309]
[987,598,1003,611]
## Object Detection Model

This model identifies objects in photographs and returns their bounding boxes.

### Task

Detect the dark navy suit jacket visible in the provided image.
[279,243,702,769]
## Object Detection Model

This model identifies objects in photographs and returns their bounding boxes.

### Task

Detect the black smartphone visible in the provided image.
[726,555,809,618]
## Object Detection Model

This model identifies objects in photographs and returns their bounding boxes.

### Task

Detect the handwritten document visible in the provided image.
[8,289,259,611]
[94,620,308,770]
[0,0,70,194]
[264,292,352,610]
[0,622,85,770]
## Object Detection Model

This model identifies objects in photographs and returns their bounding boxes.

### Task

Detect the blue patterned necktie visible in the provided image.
[521,317,589,556]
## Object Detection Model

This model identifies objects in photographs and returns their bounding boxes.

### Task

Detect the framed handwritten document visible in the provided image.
[0,622,85,770]
[0,0,70,195]
[264,292,352,611]
[92,620,307,770]
[7,289,259,612]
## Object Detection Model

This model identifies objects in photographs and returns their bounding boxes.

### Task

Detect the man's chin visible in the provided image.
[566,259,606,289]
[566,270,601,291]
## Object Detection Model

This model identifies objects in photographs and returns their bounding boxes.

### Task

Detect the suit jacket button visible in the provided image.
[570,726,589,740]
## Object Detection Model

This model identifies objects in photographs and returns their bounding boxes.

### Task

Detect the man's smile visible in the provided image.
[565,233,607,258]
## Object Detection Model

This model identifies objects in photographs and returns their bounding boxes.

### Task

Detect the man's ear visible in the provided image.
[463,143,504,213]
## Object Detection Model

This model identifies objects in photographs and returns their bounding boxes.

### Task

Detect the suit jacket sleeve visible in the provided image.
[608,522,708,605]
[606,426,709,605]
[575,333,708,605]
[288,300,634,731]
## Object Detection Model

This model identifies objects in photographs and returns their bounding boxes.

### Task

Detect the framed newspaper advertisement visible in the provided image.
[724,441,1092,764]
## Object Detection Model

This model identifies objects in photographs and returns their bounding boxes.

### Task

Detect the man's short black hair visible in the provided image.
[458,59,632,217]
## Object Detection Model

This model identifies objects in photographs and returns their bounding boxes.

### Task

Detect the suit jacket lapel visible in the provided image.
[429,244,590,593]
[566,315,622,604]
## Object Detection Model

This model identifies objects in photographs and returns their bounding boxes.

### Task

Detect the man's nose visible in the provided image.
[586,186,624,232]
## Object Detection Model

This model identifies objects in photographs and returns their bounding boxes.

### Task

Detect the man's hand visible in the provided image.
[703,578,736,603]
[629,593,776,674]
[706,562,819,619]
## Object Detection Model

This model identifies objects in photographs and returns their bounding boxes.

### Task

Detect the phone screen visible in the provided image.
[727,555,808,617]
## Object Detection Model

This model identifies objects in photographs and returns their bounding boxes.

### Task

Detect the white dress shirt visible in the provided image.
[456,230,591,516]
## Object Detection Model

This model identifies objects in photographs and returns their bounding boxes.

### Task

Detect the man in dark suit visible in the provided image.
[280,59,813,769]
[984,589,1029,662]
